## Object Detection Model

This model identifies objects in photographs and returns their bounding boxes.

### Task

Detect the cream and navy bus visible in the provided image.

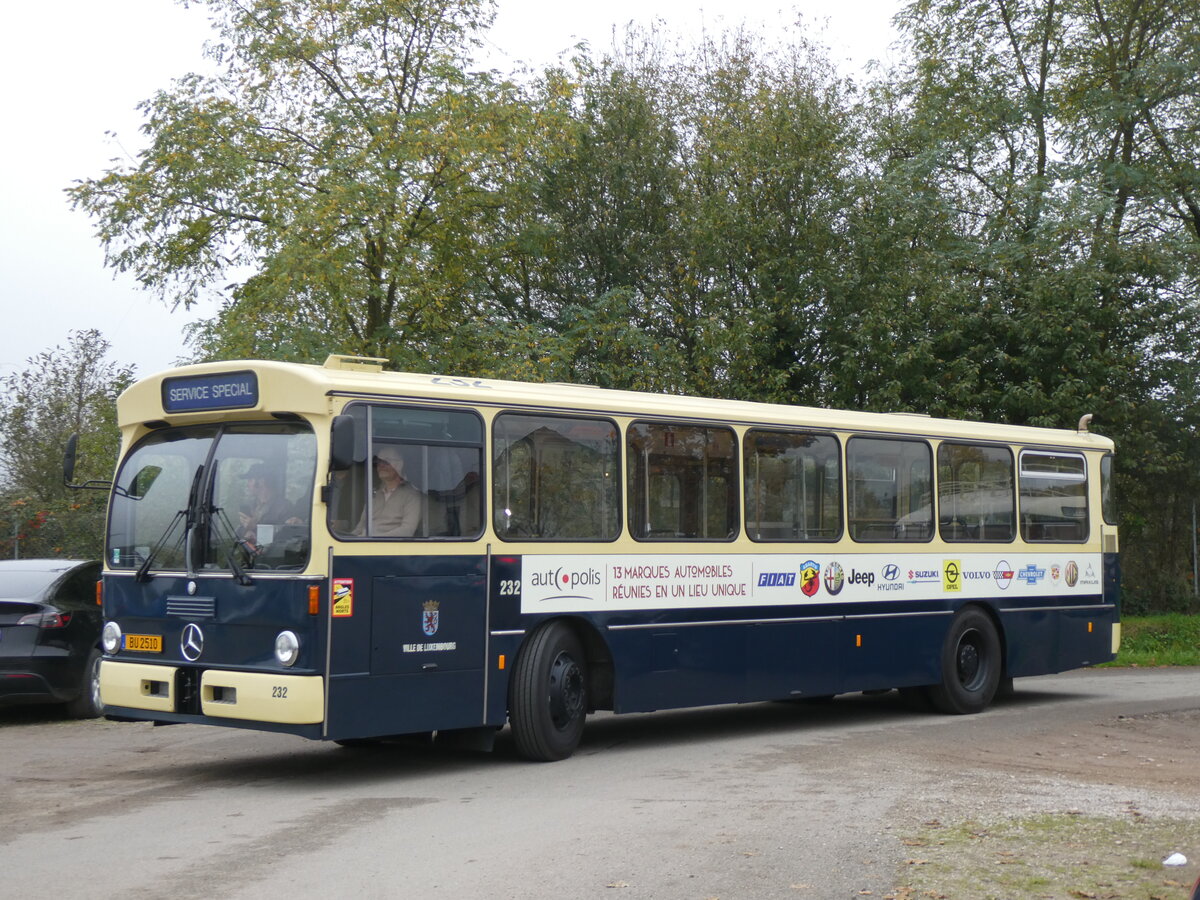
[87,355,1119,760]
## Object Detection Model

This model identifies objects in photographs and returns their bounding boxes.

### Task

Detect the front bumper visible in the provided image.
[100,660,324,725]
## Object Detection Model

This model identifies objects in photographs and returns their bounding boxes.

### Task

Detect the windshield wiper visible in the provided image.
[134,509,186,583]
[209,504,255,586]
[136,466,204,583]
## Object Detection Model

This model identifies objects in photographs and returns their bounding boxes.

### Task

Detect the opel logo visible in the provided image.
[180,623,205,661]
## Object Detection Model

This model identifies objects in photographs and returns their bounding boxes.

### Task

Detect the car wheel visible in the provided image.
[66,648,104,719]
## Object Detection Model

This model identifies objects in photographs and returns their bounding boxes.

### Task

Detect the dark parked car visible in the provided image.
[0,559,104,718]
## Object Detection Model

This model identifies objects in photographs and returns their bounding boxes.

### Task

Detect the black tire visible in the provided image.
[66,649,104,719]
[509,621,588,762]
[925,607,1002,715]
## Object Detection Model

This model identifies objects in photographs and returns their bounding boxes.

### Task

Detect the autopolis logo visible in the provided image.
[180,623,204,661]
[1017,564,1046,585]
[530,566,603,593]
[422,600,440,637]
[823,562,845,595]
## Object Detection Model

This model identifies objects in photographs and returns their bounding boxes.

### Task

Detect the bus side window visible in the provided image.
[627,422,738,541]
[493,413,620,541]
[330,404,484,541]
[744,430,842,542]
[937,443,1014,542]
[1019,451,1088,542]
[847,437,933,542]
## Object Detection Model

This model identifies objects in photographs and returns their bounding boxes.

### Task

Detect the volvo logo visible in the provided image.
[180,623,205,661]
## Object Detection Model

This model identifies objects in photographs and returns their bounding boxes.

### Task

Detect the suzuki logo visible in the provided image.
[180,623,204,661]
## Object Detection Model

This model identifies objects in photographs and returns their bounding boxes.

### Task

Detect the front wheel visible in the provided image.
[925,607,1002,715]
[509,621,588,761]
[66,649,104,719]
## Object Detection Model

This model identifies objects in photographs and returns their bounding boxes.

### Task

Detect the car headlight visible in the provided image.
[102,621,122,654]
[274,630,300,667]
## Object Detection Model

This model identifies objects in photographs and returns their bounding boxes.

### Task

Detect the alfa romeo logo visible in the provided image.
[180,623,204,661]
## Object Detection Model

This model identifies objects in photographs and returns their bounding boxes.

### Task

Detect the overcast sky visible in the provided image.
[0,0,900,380]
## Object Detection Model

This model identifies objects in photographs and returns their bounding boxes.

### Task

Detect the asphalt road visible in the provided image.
[2,667,1198,900]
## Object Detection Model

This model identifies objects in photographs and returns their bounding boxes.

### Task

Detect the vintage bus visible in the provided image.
[88,356,1120,760]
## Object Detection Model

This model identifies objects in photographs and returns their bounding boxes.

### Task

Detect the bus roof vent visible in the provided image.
[323,354,388,373]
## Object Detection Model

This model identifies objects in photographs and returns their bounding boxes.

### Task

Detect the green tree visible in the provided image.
[71,0,535,367]
[882,0,1200,608]
[0,330,133,559]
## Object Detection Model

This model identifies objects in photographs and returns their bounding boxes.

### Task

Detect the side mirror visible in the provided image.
[63,433,79,486]
[330,415,357,471]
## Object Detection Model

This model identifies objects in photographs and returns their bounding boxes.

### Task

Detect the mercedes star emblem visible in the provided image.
[180,623,204,661]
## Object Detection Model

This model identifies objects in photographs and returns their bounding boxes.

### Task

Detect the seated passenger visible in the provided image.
[360,445,422,537]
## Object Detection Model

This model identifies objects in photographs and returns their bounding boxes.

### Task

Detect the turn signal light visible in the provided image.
[308,584,321,615]
[95,580,103,607]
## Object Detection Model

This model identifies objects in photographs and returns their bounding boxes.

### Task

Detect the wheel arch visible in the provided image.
[514,615,614,713]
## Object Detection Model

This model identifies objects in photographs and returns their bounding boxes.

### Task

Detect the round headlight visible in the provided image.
[274,630,300,667]
[101,621,122,654]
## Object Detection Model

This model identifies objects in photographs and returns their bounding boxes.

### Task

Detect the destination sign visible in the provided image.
[162,371,259,413]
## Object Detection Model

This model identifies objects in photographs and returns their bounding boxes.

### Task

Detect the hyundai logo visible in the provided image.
[180,623,204,661]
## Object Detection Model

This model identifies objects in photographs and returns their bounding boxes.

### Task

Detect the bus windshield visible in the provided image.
[107,423,317,573]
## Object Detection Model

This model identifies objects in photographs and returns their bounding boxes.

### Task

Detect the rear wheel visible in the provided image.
[509,621,588,762]
[66,649,103,719]
[925,607,1001,715]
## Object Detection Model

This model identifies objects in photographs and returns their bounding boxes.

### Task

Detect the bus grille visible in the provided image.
[167,597,216,618]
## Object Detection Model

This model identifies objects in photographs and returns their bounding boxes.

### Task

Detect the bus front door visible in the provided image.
[325,556,488,740]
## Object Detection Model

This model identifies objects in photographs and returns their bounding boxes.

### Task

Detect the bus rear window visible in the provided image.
[1101,454,1117,526]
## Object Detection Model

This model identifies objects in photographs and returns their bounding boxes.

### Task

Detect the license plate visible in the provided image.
[124,633,163,653]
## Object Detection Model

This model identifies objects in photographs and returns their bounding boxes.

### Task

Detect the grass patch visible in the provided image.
[892,813,1200,899]
[1103,614,1200,667]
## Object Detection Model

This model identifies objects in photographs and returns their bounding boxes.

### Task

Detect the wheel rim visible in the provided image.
[89,655,103,712]
[547,650,585,732]
[956,629,985,691]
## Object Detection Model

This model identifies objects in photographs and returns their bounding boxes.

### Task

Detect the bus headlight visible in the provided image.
[274,630,300,667]
[102,621,122,654]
